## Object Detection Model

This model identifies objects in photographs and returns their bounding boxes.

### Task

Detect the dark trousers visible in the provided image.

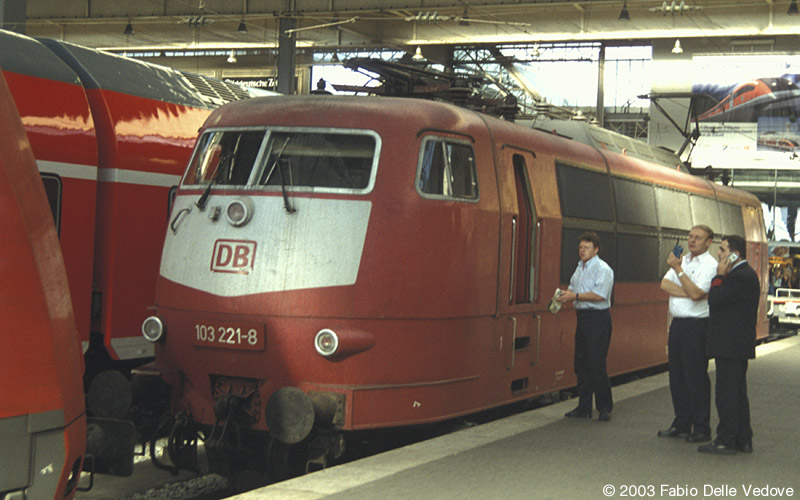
[574,309,613,413]
[714,358,752,447]
[667,317,711,434]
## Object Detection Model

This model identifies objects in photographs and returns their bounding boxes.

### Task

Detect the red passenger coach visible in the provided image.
[139,96,768,479]
[0,69,86,500]
[0,29,254,397]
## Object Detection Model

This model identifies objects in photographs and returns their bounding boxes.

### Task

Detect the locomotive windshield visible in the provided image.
[258,132,374,190]
[183,128,377,193]
[185,130,266,186]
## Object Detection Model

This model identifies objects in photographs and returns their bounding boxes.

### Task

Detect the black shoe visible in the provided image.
[598,411,611,422]
[698,439,737,455]
[564,408,592,419]
[737,442,753,453]
[685,432,711,443]
[657,427,690,438]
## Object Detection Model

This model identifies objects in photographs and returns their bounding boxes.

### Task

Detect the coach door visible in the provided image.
[499,147,541,390]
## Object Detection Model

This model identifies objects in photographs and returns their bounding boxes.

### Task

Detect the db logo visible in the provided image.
[211,239,257,274]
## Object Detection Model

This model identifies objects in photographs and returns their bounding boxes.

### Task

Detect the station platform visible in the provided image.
[232,335,800,500]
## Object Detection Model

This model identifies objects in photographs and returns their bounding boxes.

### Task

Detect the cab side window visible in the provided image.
[417,137,478,200]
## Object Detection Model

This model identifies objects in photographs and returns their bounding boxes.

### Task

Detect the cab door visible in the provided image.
[497,146,542,394]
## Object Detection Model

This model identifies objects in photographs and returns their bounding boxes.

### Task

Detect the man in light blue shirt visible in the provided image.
[558,231,615,421]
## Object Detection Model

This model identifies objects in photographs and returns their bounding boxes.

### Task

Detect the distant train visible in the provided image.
[135,95,768,480]
[0,29,255,405]
[756,133,800,152]
[698,77,800,122]
[0,69,85,500]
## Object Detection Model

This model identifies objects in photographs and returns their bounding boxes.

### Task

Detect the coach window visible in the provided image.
[417,137,478,200]
[40,174,62,235]
[184,130,266,186]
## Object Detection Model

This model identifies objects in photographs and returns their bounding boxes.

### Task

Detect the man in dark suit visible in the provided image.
[698,235,760,455]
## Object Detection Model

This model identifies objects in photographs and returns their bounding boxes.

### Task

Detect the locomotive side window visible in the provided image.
[258,131,376,191]
[654,187,691,230]
[555,163,614,222]
[613,177,657,227]
[417,137,478,200]
[616,233,659,282]
[689,195,721,232]
[719,201,746,236]
[184,130,266,186]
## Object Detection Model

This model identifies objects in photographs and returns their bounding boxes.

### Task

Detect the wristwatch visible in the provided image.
[677,271,685,278]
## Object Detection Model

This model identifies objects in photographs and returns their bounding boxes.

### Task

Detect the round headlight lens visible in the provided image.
[314,329,339,357]
[142,316,165,342]
[226,198,254,227]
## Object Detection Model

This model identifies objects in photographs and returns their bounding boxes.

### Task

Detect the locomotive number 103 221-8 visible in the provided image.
[193,322,265,350]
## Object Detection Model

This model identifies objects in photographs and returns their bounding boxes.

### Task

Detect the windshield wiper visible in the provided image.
[195,152,231,211]
[278,158,296,214]
[263,137,296,214]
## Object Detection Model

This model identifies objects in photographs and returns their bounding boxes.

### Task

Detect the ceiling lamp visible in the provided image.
[789,0,799,15]
[227,49,237,64]
[123,20,134,35]
[412,46,425,60]
[237,19,248,32]
[649,0,702,15]
[672,39,684,53]
[619,1,631,20]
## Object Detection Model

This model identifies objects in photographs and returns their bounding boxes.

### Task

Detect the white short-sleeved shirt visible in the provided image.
[664,251,718,318]
[569,255,614,310]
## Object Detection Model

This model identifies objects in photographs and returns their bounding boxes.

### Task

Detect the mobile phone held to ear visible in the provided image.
[672,238,683,258]
[728,253,738,264]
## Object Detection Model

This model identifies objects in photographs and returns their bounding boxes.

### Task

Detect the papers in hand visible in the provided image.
[548,288,564,314]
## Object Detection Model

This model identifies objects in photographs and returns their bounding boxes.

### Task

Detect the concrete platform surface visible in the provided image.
[231,335,800,500]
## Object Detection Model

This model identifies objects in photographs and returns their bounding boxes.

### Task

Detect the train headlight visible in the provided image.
[314,329,339,357]
[142,316,165,342]
[226,197,255,227]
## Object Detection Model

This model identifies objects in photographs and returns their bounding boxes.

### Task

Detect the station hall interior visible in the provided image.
[4,0,800,240]
[4,2,800,499]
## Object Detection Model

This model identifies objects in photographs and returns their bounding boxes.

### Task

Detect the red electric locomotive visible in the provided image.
[138,95,768,478]
[0,70,85,500]
[0,29,254,404]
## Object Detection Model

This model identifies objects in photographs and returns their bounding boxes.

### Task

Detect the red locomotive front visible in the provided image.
[142,96,512,476]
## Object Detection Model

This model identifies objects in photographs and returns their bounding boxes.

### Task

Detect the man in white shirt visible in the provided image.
[558,231,615,421]
[657,225,718,443]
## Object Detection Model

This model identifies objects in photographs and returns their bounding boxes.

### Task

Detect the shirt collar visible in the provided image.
[581,254,599,269]
[687,250,710,263]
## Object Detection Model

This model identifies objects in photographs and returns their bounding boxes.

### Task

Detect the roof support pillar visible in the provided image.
[277,17,297,95]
